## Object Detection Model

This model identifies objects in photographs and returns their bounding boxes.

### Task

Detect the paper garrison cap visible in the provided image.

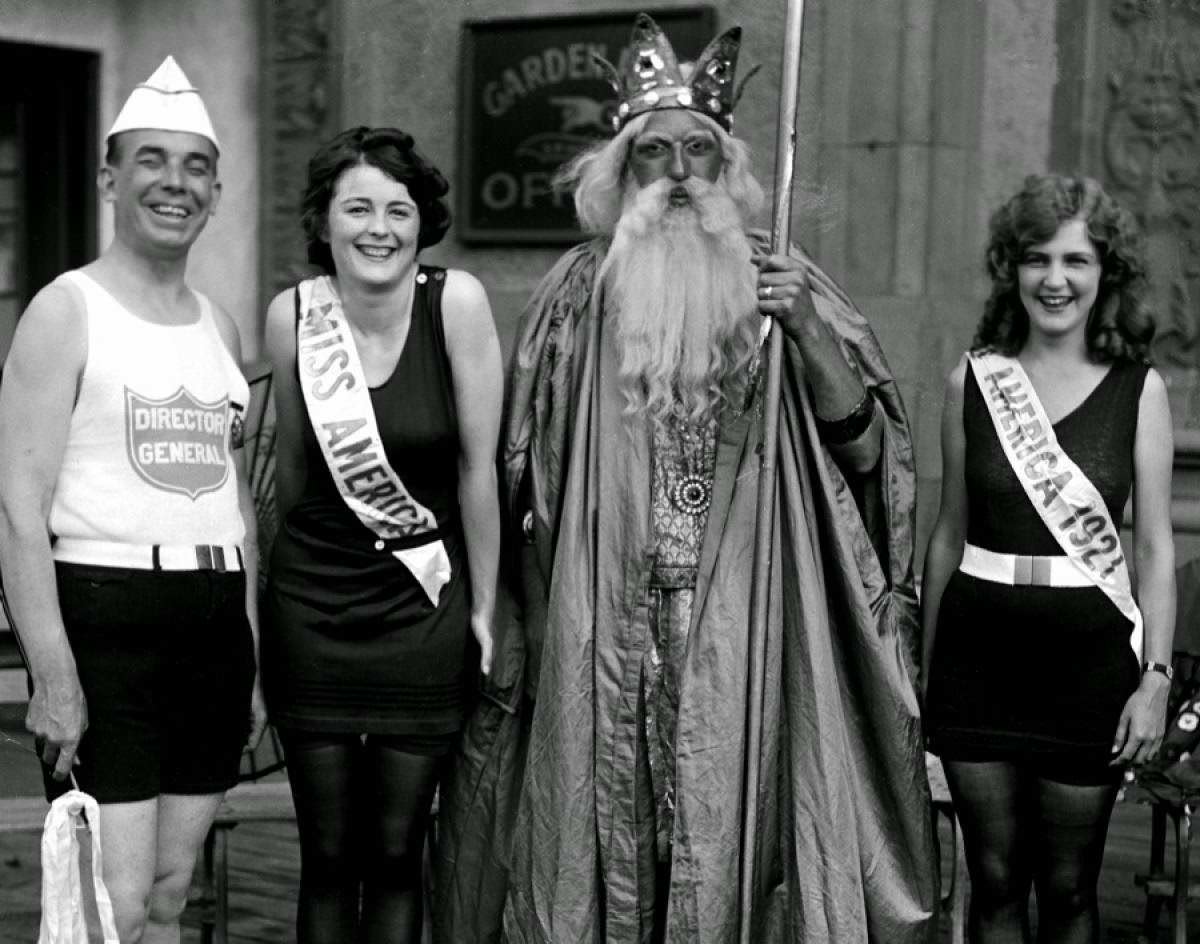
[106,56,220,153]
[593,13,760,133]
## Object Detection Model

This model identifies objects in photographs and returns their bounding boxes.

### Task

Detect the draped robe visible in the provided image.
[501,236,937,944]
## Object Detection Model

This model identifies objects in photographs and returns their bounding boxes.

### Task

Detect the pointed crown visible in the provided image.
[107,56,220,153]
[593,13,756,133]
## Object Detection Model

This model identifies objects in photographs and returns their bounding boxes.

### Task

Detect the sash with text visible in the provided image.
[296,276,451,606]
[968,352,1142,657]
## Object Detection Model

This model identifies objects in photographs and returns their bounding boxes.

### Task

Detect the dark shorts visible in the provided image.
[42,563,256,803]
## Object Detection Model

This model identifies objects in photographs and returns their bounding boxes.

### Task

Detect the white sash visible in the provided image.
[968,352,1143,658]
[296,276,451,606]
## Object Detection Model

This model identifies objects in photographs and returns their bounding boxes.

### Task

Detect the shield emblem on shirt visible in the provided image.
[125,387,232,500]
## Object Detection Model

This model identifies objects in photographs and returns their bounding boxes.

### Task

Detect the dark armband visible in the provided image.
[815,390,876,445]
[229,406,246,450]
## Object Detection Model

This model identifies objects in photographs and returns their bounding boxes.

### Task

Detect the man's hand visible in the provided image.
[27,673,87,780]
[754,252,817,346]
[753,250,882,472]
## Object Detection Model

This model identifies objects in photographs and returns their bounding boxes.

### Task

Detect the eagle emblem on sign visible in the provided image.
[124,386,232,500]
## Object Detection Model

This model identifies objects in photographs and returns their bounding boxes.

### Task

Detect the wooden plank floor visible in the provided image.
[2,800,1198,943]
[0,821,298,943]
[3,699,1199,944]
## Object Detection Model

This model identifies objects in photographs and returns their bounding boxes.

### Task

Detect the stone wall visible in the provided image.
[1048,0,1200,561]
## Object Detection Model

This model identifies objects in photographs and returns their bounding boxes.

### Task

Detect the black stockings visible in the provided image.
[280,731,443,944]
[943,760,1119,944]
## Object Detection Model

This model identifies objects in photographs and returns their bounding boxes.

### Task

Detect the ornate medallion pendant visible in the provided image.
[670,472,713,516]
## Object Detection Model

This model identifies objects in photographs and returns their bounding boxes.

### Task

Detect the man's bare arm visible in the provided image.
[755,252,882,473]
[0,280,87,779]
[212,304,268,750]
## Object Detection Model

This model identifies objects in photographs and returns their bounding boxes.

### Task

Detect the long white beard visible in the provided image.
[599,177,758,429]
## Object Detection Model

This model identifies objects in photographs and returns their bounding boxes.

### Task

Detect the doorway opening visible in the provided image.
[0,41,99,363]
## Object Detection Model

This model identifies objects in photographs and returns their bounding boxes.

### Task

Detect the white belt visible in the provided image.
[959,543,1092,588]
[53,537,244,573]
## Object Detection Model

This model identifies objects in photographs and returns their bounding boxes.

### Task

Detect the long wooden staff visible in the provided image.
[738,0,809,939]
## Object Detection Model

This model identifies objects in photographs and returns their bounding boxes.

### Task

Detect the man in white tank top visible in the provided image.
[0,58,264,943]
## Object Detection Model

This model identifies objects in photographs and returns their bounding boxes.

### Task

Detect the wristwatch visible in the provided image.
[1142,660,1175,681]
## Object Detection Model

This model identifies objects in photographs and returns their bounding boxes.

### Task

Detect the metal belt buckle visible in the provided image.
[195,545,227,572]
[1012,555,1052,587]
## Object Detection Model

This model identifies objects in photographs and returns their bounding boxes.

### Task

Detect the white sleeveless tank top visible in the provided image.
[48,270,249,547]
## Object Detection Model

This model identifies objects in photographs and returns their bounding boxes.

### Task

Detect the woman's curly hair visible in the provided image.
[301,126,451,273]
[973,174,1154,363]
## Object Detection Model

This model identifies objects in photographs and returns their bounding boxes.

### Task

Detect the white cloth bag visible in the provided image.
[37,789,120,944]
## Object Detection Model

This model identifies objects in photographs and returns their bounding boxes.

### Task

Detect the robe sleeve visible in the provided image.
[434,244,606,943]
[770,231,921,671]
[759,238,934,939]
[502,240,604,698]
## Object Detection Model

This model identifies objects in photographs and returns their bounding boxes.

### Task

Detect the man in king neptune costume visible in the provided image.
[502,14,937,944]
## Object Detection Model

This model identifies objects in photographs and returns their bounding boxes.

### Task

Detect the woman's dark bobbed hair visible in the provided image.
[301,126,452,273]
[973,173,1154,363]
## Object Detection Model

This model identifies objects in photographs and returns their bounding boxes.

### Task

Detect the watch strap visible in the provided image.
[1143,660,1175,681]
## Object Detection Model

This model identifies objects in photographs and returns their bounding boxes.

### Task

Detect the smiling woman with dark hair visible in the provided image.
[921,173,1175,943]
[260,126,502,944]
[974,173,1155,362]
[299,126,452,270]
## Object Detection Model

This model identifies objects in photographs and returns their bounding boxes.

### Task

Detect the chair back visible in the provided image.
[239,365,285,782]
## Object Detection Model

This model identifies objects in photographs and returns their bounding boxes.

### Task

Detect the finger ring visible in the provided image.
[762,285,773,299]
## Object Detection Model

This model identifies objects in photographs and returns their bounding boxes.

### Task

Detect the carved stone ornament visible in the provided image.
[1103,0,1200,366]
[261,0,340,302]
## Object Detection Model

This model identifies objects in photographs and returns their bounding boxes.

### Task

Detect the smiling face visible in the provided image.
[627,110,723,209]
[102,129,220,257]
[1017,218,1103,343]
[323,162,421,286]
